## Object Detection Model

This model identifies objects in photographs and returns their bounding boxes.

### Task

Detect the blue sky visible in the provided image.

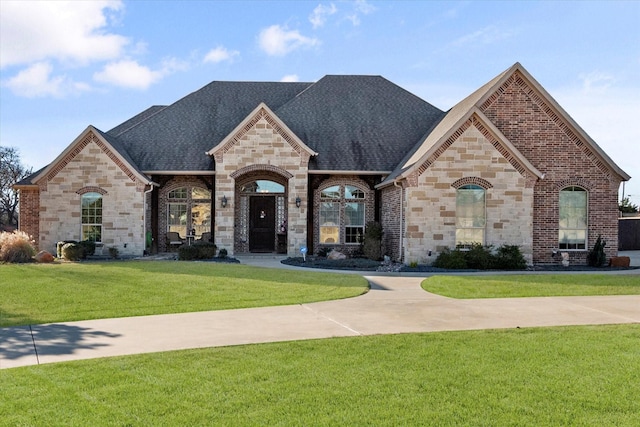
[1,0,639,204]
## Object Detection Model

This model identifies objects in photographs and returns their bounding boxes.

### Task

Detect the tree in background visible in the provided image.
[619,197,639,214]
[0,147,33,229]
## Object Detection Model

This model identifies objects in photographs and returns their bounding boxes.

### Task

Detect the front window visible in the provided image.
[81,192,102,242]
[166,186,211,239]
[318,184,367,245]
[559,186,587,250]
[456,184,485,247]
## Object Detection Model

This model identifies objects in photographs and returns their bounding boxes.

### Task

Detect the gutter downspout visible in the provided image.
[393,179,403,263]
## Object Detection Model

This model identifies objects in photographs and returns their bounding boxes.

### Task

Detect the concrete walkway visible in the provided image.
[2,260,639,369]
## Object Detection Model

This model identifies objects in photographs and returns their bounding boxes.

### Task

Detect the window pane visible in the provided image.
[319,202,340,225]
[345,226,364,244]
[559,187,587,249]
[81,192,102,242]
[320,185,340,199]
[456,186,485,246]
[345,185,365,199]
[169,188,187,199]
[191,202,211,237]
[345,202,364,226]
[192,187,211,200]
[320,226,339,244]
[241,180,284,193]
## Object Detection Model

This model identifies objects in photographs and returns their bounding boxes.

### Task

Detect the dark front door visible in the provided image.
[250,196,276,252]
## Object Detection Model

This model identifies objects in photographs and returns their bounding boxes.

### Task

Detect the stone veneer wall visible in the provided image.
[480,71,622,264]
[312,175,376,256]
[212,112,311,256]
[403,123,535,265]
[17,188,40,249]
[36,132,146,256]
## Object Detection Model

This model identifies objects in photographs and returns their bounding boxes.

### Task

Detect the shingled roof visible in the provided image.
[104,75,445,173]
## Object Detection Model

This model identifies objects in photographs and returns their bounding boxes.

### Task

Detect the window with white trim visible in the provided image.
[455,184,485,247]
[559,186,587,250]
[81,192,102,242]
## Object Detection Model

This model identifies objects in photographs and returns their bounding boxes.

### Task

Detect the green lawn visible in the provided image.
[0,261,368,327]
[2,324,639,425]
[422,274,640,298]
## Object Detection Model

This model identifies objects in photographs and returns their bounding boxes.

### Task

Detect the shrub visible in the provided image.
[587,235,607,267]
[108,247,119,259]
[218,248,228,259]
[78,240,96,258]
[0,230,36,263]
[432,248,467,269]
[316,247,331,258]
[363,221,383,261]
[493,245,527,270]
[61,243,84,261]
[57,240,76,258]
[193,241,217,259]
[178,245,200,260]
[464,244,494,270]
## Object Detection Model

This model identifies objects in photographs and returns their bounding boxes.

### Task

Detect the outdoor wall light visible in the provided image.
[221,195,227,208]
[295,196,301,208]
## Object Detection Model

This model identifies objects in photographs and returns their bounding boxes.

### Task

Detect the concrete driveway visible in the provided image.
[2,273,639,370]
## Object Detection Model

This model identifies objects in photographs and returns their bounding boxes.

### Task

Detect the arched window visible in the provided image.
[456,184,485,247]
[559,186,587,250]
[81,192,102,242]
[319,184,366,244]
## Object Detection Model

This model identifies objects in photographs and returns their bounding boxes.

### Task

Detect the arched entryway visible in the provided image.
[233,168,291,254]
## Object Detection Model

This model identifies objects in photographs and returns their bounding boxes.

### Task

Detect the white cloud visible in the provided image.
[203,46,240,64]
[92,57,188,89]
[258,25,319,56]
[280,74,300,82]
[578,71,616,92]
[346,0,376,26]
[310,3,337,29]
[448,25,513,47]
[4,62,90,98]
[0,0,128,68]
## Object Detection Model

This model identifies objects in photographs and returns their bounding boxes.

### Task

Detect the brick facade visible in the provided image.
[480,71,621,264]
[17,188,40,249]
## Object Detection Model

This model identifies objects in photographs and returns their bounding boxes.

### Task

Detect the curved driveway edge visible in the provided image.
[2,275,639,370]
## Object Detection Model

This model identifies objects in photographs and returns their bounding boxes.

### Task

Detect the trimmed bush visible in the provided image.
[61,243,84,261]
[57,240,76,258]
[0,230,36,263]
[587,235,607,267]
[433,244,527,270]
[78,240,96,258]
[193,241,217,259]
[218,248,228,259]
[178,245,200,260]
[432,248,467,269]
[493,245,527,270]
[464,244,494,270]
[363,221,383,261]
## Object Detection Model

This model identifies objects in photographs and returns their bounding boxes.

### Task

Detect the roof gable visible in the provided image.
[30,126,153,187]
[207,102,318,162]
[382,62,629,186]
[386,108,542,188]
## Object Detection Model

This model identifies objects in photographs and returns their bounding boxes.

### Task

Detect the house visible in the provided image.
[15,62,630,265]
